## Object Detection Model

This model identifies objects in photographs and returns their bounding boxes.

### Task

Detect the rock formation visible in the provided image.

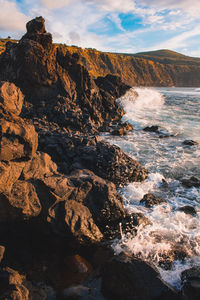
[0,16,180,299]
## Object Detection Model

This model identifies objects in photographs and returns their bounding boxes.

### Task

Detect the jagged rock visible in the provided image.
[0,181,41,222]
[0,161,25,193]
[143,125,160,133]
[22,151,57,180]
[38,131,147,185]
[140,193,166,208]
[178,205,196,216]
[101,253,180,300]
[0,267,46,299]
[68,169,126,228]
[48,169,126,243]
[181,267,200,300]
[49,199,103,244]
[110,122,133,136]
[0,81,24,115]
[26,16,46,34]
[0,17,131,133]
[183,140,199,146]
[0,113,38,162]
[182,176,200,188]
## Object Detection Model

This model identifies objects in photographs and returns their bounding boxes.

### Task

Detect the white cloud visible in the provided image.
[140,0,200,16]
[85,0,135,13]
[0,0,28,32]
[40,0,70,10]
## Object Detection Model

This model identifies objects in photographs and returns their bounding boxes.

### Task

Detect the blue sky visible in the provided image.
[1,0,200,56]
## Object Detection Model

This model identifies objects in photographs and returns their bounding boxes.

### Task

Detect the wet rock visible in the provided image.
[101,253,180,300]
[181,267,200,300]
[143,125,160,133]
[182,176,200,188]
[140,193,166,208]
[179,205,196,216]
[183,140,199,146]
[111,122,133,136]
[0,81,24,115]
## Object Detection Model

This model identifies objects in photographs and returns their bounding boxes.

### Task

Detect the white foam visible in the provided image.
[109,87,200,288]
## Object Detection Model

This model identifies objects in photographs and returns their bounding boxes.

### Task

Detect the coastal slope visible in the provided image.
[1,38,200,87]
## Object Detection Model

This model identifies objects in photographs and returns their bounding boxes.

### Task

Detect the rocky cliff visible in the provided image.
[1,39,200,87]
[0,17,183,299]
[58,46,200,87]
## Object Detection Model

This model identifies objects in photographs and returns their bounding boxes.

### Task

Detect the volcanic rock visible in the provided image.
[140,193,166,208]
[101,253,180,300]
[178,205,196,216]
[143,125,160,133]
[0,109,38,162]
[0,81,24,115]
[183,140,199,146]
[182,176,200,188]
[38,130,147,185]
[181,267,200,300]
[0,17,131,134]
[0,266,46,299]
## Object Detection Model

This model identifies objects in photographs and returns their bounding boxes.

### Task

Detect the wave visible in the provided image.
[118,87,165,111]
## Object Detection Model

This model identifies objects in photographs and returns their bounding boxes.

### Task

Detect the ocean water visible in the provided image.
[103,87,200,289]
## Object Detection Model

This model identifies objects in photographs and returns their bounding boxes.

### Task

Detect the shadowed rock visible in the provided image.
[101,253,180,300]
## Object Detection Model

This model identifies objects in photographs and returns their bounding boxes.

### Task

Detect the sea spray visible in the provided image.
[103,87,200,288]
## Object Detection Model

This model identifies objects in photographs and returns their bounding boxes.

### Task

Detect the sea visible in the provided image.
[103,87,200,289]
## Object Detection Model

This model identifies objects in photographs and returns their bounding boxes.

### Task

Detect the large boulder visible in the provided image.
[0,113,38,162]
[0,81,24,115]
[0,161,25,193]
[0,266,46,299]
[181,267,200,300]
[101,253,180,300]
[48,169,126,243]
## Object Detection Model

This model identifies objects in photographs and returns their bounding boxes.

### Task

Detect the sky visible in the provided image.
[1,0,200,56]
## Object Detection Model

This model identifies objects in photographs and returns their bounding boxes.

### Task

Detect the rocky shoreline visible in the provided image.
[0,17,195,299]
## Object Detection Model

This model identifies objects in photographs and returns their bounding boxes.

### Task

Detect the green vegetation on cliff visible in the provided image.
[1,38,200,87]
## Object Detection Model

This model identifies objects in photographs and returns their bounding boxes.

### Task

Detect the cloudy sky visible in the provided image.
[1,0,200,56]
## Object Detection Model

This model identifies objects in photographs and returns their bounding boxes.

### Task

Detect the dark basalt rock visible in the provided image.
[0,17,131,134]
[37,128,147,185]
[143,125,160,133]
[182,176,200,188]
[183,140,199,146]
[140,193,166,208]
[101,253,180,300]
[181,267,200,300]
[178,205,196,216]
[0,16,150,298]
[110,122,133,136]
